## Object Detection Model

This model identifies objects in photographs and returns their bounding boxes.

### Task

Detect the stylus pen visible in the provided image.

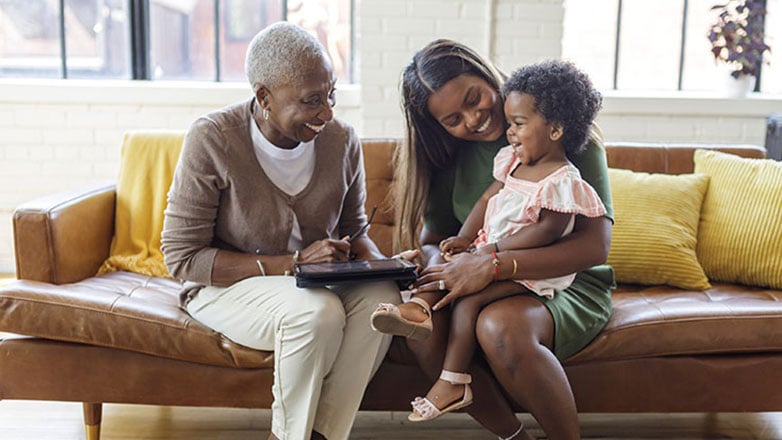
[348,204,378,242]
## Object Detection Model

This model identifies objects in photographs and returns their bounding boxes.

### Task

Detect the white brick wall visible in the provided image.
[597,93,777,145]
[360,0,499,138]
[0,0,780,274]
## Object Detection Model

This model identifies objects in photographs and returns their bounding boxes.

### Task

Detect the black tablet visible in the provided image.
[294,258,418,288]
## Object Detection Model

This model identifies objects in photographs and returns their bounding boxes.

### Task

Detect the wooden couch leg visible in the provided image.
[82,402,102,440]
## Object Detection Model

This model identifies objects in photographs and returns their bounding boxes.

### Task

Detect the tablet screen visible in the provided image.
[295,259,414,278]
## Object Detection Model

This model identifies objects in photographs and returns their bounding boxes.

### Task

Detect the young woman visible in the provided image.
[388,40,615,440]
[373,60,606,427]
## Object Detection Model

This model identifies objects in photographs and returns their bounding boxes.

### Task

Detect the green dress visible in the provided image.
[424,136,616,360]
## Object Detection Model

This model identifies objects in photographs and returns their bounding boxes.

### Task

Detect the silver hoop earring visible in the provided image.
[262,108,269,121]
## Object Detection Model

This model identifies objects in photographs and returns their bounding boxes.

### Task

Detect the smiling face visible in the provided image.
[504,91,565,166]
[256,55,336,149]
[425,73,506,143]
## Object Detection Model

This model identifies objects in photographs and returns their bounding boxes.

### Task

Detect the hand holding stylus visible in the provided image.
[344,205,378,259]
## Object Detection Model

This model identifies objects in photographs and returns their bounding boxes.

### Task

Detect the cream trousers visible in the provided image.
[186,276,399,440]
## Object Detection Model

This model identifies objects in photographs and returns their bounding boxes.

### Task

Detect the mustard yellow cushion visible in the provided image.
[694,150,782,289]
[97,131,185,277]
[607,168,711,290]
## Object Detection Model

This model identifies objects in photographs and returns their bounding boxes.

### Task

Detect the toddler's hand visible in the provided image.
[439,236,472,260]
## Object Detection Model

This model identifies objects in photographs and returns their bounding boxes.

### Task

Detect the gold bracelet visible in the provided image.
[255,259,267,276]
[284,250,301,277]
[511,258,518,277]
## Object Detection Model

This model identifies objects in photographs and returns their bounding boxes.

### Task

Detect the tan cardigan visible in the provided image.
[162,98,367,287]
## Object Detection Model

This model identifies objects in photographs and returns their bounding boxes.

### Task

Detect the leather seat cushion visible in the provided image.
[5,270,782,369]
[0,271,272,368]
[567,283,782,364]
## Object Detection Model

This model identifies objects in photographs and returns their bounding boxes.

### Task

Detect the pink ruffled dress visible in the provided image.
[474,146,606,299]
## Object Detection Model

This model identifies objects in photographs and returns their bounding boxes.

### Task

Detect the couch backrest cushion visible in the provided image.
[97,131,185,277]
[360,139,398,257]
[694,150,782,289]
[605,142,766,174]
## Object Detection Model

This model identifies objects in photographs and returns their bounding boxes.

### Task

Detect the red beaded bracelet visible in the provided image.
[491,251,500,281]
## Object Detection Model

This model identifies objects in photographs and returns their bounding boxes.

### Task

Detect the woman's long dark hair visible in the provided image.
[393,39,506,253]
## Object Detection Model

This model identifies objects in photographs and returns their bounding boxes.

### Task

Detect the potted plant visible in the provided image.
[708,0,771,95]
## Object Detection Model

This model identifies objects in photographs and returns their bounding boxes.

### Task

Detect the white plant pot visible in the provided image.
[725,75,757,98]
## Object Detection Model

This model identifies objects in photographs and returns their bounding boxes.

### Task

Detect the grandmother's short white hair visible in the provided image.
[245,22,329,93]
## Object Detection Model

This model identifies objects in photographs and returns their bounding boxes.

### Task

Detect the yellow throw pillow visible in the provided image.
[97,131,185,278]
[694,150,782,289]
[607,168,711,290]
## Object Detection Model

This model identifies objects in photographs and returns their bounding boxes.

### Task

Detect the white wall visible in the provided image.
[0,0,780,274]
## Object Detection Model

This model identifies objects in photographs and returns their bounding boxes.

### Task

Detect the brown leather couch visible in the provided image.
[2,139,781,440]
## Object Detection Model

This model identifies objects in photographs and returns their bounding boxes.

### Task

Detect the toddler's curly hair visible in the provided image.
[502,60,602,156]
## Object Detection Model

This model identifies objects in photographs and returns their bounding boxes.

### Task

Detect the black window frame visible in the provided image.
[610,0,768,92]
[50,0,356,82]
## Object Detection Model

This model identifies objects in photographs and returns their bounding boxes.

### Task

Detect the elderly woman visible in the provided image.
[161,22,399,440]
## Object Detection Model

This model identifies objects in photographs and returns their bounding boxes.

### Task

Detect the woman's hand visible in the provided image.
[393,249,421,261]
[419,226,448,268]
[299,238,352,263]
[413,252,494,311]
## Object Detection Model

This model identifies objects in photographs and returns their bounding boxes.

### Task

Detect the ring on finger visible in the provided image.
[438,279,446,291]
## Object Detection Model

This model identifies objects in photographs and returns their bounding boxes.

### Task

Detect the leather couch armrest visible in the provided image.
[14,182,116,284]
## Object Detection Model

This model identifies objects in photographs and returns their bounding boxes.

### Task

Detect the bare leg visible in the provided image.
[423,283,526,413]
[477,295,581,440]
[406,282,526,438]
[444,283,526,372]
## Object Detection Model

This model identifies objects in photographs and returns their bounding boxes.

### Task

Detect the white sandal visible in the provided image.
[370,296,432,340]
[408,370,473,422]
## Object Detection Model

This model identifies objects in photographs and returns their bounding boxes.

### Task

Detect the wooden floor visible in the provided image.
[0,400,780,439]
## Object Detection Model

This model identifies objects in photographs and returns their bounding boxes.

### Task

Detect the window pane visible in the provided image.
[681,0,730,91]
[219,0,354,84]
[562,0,618,90]
[65,0,130,79]
[0,0,62,78]
[149,0,216,81]
[287,0,353,83]
[762,0,781,93]
[617,1,684,91]
[219,0,284,82]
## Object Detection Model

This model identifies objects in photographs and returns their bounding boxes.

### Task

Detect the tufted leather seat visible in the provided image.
[0,273,271,368]
[569,283,782,363]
